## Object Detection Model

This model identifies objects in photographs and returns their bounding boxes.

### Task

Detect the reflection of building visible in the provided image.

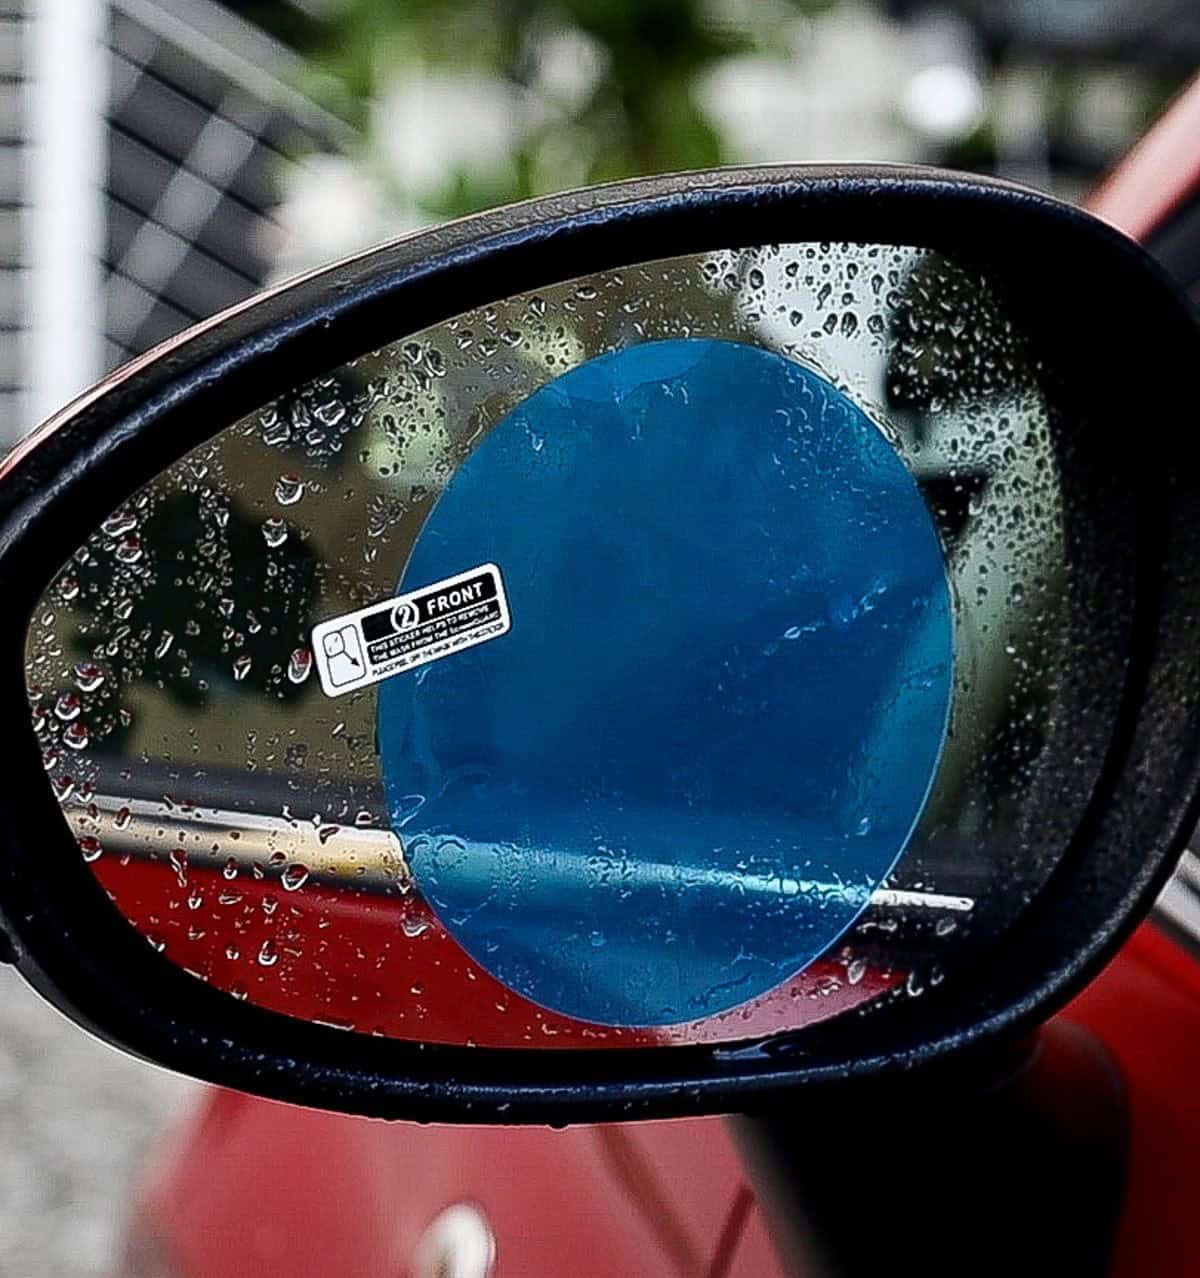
[1,0,351,447]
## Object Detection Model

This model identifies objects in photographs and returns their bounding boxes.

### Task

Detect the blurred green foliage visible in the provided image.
[291,0,837,220]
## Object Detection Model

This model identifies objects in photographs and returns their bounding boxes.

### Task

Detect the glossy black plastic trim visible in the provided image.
[1,165,1199,1123]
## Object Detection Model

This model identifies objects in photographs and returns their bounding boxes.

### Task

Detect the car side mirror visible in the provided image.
[2,165,1198,1122]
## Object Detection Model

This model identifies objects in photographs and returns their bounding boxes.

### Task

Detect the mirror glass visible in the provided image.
[25,241,1102,1047]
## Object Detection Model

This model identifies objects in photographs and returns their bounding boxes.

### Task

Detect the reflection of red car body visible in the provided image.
[119,81,1200,1278]
[94,854,897,1050]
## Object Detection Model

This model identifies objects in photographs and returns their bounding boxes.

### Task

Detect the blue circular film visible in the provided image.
[378,338,952,1027]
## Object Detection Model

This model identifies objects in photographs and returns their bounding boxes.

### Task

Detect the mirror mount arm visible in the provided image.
[730,1023,1126,1277]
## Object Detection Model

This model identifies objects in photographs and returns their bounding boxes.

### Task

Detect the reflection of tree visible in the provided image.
[72,491,319,748]
[259,0,839,236]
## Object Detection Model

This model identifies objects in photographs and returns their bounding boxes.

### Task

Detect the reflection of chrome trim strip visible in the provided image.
[66,795,973,918]
[68,795,410,891]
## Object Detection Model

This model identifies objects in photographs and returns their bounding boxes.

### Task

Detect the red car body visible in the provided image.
[119,78,1200,1278]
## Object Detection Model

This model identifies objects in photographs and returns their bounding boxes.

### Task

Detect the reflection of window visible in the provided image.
[6,0,354,447]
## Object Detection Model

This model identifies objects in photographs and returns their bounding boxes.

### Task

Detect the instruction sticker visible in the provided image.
[311,563,510,698]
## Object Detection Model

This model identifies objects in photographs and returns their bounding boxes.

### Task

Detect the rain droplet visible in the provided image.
[401,916,429,938]
[287,648,312,684]
[55,691,81,721]
[232,655,252,682]
[102,510,137,537]
[169,847,188,885]
[73,662,105,692]
[114,535,143,564]
[113,806,131,830]
[78,835,102,863]
[281,864,309,892]
[393,793,425,826]
[155,631,174,659]
[222,856,238,880]
[846,957,867,985]
[262,518,288,548]
[62,722,89,751]
[317,825,339,845]
[274,475,304,506]
[59,576,80,601]
[257,939,279,967]
[262,417,290,447]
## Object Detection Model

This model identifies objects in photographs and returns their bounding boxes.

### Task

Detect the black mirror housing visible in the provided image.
[1,165,1199,1123]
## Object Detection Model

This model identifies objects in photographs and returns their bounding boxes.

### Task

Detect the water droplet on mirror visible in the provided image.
[392,793,426,826]
[114,806,131,830]
[846,958,867,985]
[101,510,137,537]
[262,418,290,447]
[317,825,339,845]
[401,916,429,938]
[59,576,79,601]
[115,535,143,564]
[268,850,287,867]
[54,691,81,721]
[78,835,102,863]
[155,631,174,659]
[62,722,89,751]
[73,662,105,692]
[257,939,278,967]
[287,648,312,684]
[281,864,309,892]
[222,856,238,879]
[274,475,304,506]
[169,848,188,886]
[262,517,288,548]
[232,654,252,681]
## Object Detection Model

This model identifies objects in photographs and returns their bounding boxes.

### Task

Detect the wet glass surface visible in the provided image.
[25,243,1090,1047]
